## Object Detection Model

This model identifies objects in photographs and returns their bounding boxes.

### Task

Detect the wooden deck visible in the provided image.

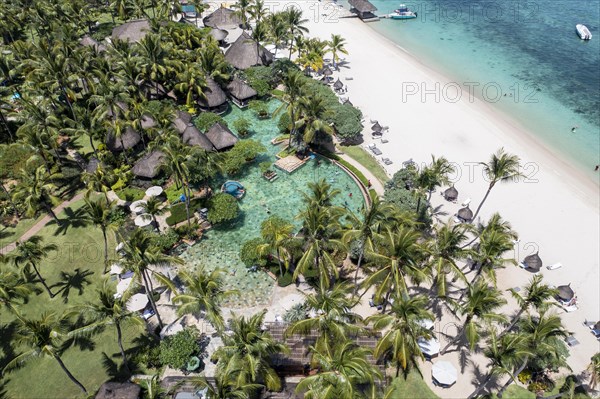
[273,155,309,173]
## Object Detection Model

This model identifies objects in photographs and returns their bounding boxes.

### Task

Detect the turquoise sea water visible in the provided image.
[346,0,600,177]
[180,101,364,307]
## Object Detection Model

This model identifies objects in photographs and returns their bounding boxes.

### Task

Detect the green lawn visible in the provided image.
[388,371,439,399]
[0,198,148,399]
[340,145,390,185]
[0,215,43,245]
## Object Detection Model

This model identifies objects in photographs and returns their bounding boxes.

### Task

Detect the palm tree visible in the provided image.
[257,215,293,277]
[343,197,394,296]
[327,34,348,68]
[82,196,116,270]
[161,141,193,227]
[12,166,62,225]
[173,64,207,111]
[469,228,516,285]
[138,34,178,97]
[505,275,557,333]
[3,312,87,393]
[8,235,57,297]
[296,340,382,398]
[172,268,236,332]
[367,294,434,376]
[440,280,507,354]
[249,0,268,23]
[140,196,165,232]
[266,13,288,58]
[232,0,252,29]
[284,8,309,59]
[286,281,364,351]
[82,164,116,201]
[0,267,34,315]
[587,353,600,391]
[277,69,305,148]
[120,229,181,329]
[213,311,288,391]
[472,148,523,221]
[467,329,531,399]
[416,156,455,208]
[461,212,518,249]
[295,93,334,146]
[364,226,427,310]
[192,364,262,398]
[69,280,143,374]
[15,99,61,171]
[428,222,471,299]
[197,44,230,86]
[250,21,269,66]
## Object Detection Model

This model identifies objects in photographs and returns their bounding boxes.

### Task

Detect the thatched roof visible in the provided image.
[95,382,141,399]
[225,32,274,70]
[457,206,473,222]
[182,124,215,151]
[444,186,458,201]
[333,78,343,90]
[523,251,542,271]
[343,98,353,106]
[557,284,574,301]
[111,19,150,43]
[106,127,141,152]
[203,6,241,29]
[209,28,229,42]
[371,122,382,132]
[205,122,238,150]
[80,35,107,52]
[173,110,192,133]
[349,0,377,12]
[197,77,228,108]
[227,78,257,101]
[322,66,333,76]
[85,157,103,173]
[140,115,156,130]
[132,150,165,178]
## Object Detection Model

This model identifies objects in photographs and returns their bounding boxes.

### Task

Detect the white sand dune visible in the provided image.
[269,1,600,395]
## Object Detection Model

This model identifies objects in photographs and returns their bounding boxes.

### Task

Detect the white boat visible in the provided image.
[576,24,592,40]
[388,4,417,20]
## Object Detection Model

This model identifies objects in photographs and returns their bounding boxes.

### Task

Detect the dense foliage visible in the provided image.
[195,112,227,132]
[207,193,239,224]
[221,140,266,175]
[159,328,199,370]
[240,237,268,267]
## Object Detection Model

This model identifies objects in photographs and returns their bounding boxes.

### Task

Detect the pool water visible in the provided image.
[179,100,365,307]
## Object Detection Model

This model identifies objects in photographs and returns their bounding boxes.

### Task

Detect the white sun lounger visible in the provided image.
[371,147,382,156]
[461,198,471,207]
[547,263,563,270]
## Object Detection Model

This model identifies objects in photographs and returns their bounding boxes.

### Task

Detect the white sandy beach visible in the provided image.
[262,1,600,396]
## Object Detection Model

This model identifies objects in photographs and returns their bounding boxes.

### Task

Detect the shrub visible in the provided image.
[518,370,532,384]
[195,112,226,132]
[151,229,180,252]
[240,237,267,267]
[277,112,291,133]
[277,272,294,287]
[233,118,251,137]
[166,198,203,226]
[283,302,307,323]
[243,66,273,96]
[159,328,199,370]
[330,104,363,144]
[222,140,266,175]
[0,143,35,179]
[207,193,239,224]
[131,340,161,370]
[108,205,130,226]
[249,100,269,118]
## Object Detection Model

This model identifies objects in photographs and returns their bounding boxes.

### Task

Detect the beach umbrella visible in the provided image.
[418,337,440,357]
[371,122,382,132]
[129,200,147,214]
[557,284,574,301]
[523,251,542,271]
[333,78,343,90]
[457,205,473,222]
[116,277,133,296]
[145,186,163,197]
[109,264,124,275]
[417,318,435,330]
[134,214,152,227]
[322,66,333,76]
[126,293,149,312]
[432,361,457,386]
[343,98,353,106]
[443,186,458,202]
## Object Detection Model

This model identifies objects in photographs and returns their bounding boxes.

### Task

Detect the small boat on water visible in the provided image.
[221,180,245,199]
[389,4,417,20]
[576,24,592,40]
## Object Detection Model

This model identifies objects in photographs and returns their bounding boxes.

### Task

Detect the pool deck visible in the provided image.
[273,155,309,173]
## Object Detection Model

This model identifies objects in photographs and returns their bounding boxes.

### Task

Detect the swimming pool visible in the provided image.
[179,100,365,307]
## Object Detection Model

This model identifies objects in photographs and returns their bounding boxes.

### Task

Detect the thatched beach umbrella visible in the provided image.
[457,205,473,223]
[322,66,333,76]
[111,19,150,43]
[557,284,574,302]
[203,6,241,29]
[225,32,273,70]
[132,150,165,179]
[333,78,344,90]
[343,98,353,106]
[205,122,238,151]
[371,122,382,132]
[444,186,458,202]
[182,124,215,151]
[523,251,542,272]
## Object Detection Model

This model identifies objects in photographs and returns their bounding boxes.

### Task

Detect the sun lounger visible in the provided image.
[565,336,579,346]
[461,198,471,207]
[547,263,562,270]
[371,147,382,156]
[382,158,393,165]
[381,138,389,143]
[564,305,578,313]
[402,158,415,167]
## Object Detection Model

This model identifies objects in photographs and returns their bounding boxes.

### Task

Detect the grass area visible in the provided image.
[388,371,439,399]
[115,187,146,202]
[71,134,100,157]
[0,215,43,245]
[0,198,148,399]
[341,145,390,185]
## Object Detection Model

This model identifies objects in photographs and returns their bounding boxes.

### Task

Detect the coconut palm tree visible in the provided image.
[467,329,531,399]
[505,274,557,333]
[296,340,382,398]
[0,267,34,315]
[61,103,102,157]
[327,34,348,69]
[295,93,334,146]
[192,364,262,399]
[364,226,427,310]
[250,0,268,23]
[8,235,57,297]
[197,44,230,86]
[82,196,116,271]
[266,12,288,58]
[257,215,293,277]
[284,7,309,59]
[69,280,144,374]
[172,268,236,332]
[440,281,507,354]
[587,353,600,391]
[276,69,305,148]
[12,166,62,225]
[161,140,193,227]
[367,294,434,376]
[343,197,395,296]
[173,64,207,111]
[213,311,288,391]
[140,196,165,232]
[469,228,516,285]
[3,312,87,393]
[472,148,523,221]
[137,34,178,97]
[286,281,364,351]
[82,164,116,201]
[120,229,181,329]
[461,212,518,249]
[232,0,252,29]
[251,21,269,67]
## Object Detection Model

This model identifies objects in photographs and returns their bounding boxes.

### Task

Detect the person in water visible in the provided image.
[595,165,599,172]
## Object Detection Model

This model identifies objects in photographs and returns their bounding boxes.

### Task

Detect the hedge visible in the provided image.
[166,198,203,226]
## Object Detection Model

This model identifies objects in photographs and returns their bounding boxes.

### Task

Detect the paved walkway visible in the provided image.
[0,192,85,255]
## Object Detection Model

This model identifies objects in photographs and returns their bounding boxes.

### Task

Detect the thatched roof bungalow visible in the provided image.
[85,157,103,174]
[95,382,141,399]
[203,6,241,29]
[348,0,378,20]
[197,77,228,114]
[132,150,165,179]
[106,127,141,152]
[182,124,215,151]
[111,19,150,43]
[172,110,193,133]
[80,35,107,52]
[205,122,238,151]
[227,78,257,108]
[225,32,273,70]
